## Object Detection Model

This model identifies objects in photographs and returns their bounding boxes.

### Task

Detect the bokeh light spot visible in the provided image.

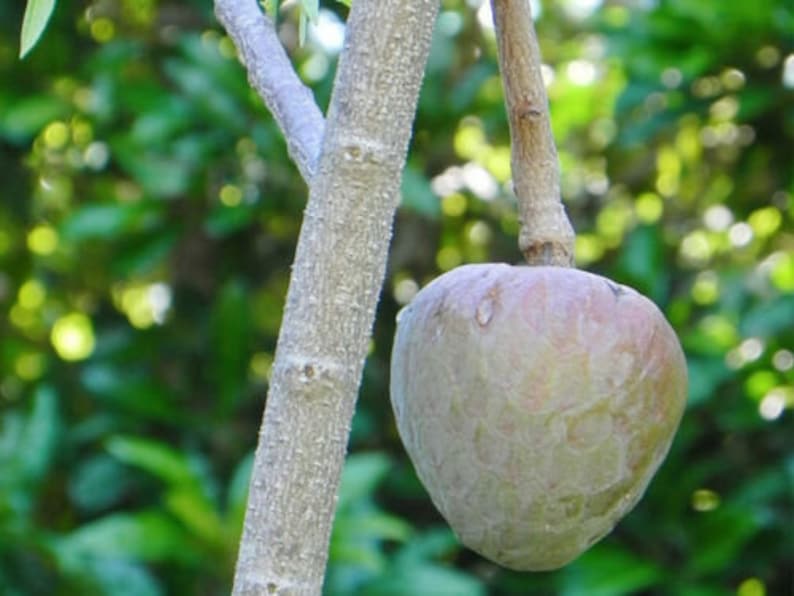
[737,577,766,596]
[27,225,59,255]
[769,252,794,291]
[113,282,172,328]
[745,370,778,401]
[703,205,734,231]
[436,246,462,272]
[90,18,116,43]
[698,315,737,350]
[393,278,419,306]
[691,488,720,512]
[454,119,487,161]
[442,192,467,217]
[748,206,781,238]
[51,313,95,361]
[635,192,663,224]
[772,349,794,372]
[250,352,273,381]
[574,234,604,266]
[44,121,69,149]
[466,221,492,246]
[220,184,243,207]
[18,280,46,310]
[566,60,597,86]
[15,353,46,381]
[691,271,719,305]
[783,53,794,89]
[728,222,754,248]
[680,230,714,266]
[759,389,787,421]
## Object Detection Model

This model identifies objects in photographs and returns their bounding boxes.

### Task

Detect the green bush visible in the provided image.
[0,0,792,594]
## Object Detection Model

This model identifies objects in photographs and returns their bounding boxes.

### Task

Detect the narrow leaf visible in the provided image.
[20,0,56,59]
[262,0,280,21]
[299,12,308,46]
[300,0,319,23]
[106,435,194,485]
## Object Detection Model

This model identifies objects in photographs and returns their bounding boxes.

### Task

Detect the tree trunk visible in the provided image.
[226,1,440,594]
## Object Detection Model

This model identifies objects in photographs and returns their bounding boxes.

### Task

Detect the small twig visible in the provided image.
[491,0,575,267]
[215,0,325,182]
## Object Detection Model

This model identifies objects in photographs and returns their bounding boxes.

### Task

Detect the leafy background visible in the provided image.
[1,0,793,594]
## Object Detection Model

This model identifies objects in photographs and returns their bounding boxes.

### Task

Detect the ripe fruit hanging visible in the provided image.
[390,264,687,571]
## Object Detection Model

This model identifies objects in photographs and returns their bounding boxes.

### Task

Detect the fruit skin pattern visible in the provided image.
[390,264,688,571]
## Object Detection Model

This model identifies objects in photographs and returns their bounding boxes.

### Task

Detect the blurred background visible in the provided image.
[1,0,793,594]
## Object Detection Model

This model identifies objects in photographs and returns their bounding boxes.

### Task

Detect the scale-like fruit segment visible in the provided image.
[390,264,687,570]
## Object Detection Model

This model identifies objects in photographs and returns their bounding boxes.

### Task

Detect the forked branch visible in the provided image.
[215,0,324,181]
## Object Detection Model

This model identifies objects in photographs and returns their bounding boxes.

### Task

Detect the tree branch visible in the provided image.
[491,0,575,266]
[229,0,440,593]
[215,0,324,182]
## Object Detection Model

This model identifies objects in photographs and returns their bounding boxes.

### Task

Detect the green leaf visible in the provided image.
[262,0,280,21]
[210,279,252,412]
[364,564,485,596]
[393,528,460,565]
[299,12,309,46]
[686,357,732,407]
[226,451,253,523]
[561,545,663,596]
[329,541,386,571]
[297,0,319,46]
[300,0,319,23]
[106,436,224,545]
[81,365,182,422]
[401,165,441,219]
[53,510,195,564]
[333,511,412,543]
[616,224,667,300]
[690,507,761,574]
[111,137,194,198]
[69,454,136,514]
[337,452,392,511]
[164,486,225,546]
[204,203,258,238]
[0,94,69,142]
[19,385,59,484]
[19,0,56,59]
[60,203,160,242]
[106,435,194,485]
[61,558,164,596]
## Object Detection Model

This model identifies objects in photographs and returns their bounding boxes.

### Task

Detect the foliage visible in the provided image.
[1,0,792,594]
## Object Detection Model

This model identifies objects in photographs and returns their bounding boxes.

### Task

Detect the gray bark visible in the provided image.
[218,1,440,594]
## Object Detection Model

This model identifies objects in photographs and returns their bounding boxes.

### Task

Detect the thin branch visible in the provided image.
[216,0,324,182]
[491,0,575,267]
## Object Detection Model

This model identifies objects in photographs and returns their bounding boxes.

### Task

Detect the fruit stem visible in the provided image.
[491,0,575,267]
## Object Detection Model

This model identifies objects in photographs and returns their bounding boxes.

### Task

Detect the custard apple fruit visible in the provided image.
[389,264,687,570]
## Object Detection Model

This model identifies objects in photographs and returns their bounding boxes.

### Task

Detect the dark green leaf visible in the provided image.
[53,510,195,563]
[0,94,69,142]
[337,452,392,511]
[363,564,485,596]
[106,436,194,485]
[561,546,662,596]
[210,279,252,412]
[401,164,441,219]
